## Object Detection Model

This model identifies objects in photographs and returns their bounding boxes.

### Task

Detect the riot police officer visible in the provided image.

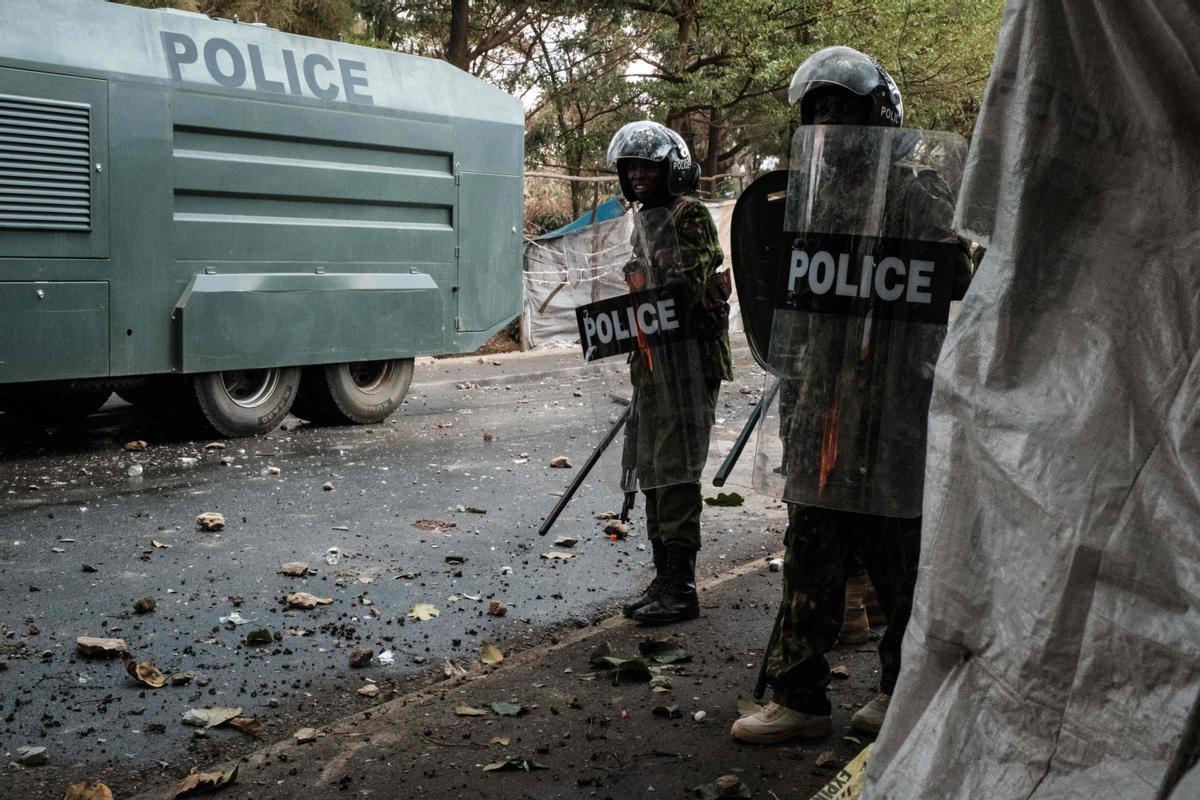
[730,47,972,741]
[604,121,733,625]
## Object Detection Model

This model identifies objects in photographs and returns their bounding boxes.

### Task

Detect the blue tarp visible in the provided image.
[537,196,626,239]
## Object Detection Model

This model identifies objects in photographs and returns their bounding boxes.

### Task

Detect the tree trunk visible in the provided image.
[703,106,721,184]
[665,3,695,138]
[447,0,471,70]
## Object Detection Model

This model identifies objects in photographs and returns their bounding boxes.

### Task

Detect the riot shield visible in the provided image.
[570,205,718,493]
[738,125,969,517]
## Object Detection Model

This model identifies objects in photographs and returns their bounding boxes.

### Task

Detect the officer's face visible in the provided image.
[625,159,663,202]
[810,87,870,126]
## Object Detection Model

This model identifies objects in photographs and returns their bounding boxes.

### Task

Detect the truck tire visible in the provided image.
[0,387,112,420]
[191,367,301,437]
[293,359,414,425]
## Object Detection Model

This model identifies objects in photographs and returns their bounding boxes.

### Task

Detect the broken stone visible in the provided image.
[279,562,312,577]
[768,557,784,572]
[549,455,572,468]
[357,683,380,697]
[349,647,374,668]
[287,592,333,609]
[816,750,838,768]
[76,637,127,658]
[488,601,508,617]
[63,781,112,800]
[195,512,225,531]
[322,481,334,491]
[293,727,320,744]
[16,746,48,766]
[123,440,148,451]
[133,596,156,614]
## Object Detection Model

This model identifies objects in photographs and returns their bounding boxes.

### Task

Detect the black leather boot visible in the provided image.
[622,541,666,618]
[632,544,699,625]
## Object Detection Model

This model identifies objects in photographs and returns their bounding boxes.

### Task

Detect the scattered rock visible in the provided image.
[322,481,334,491]
[182,707,243,729]
[357,683,380,697]
[815,750,838,768]
[279,562,313,577]
[123,440,148,451]
[488,601,508,617]
[480,642,504,665]
[195,512,225,531]
[768,557,783,572]
[604,520,631,539]
[831,664,850,679]
[553,536,578,548]
[349,647,374,668]
[293,727,320,744]
[63,781,113,800]
[16,746,48,766]
[549,455,572,468]
[482,432,494,442]
[287,592,333,609]
[693,710,707,722]
[76,636,127,658]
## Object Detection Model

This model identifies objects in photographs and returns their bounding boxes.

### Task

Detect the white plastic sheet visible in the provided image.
[865,3,1200,798]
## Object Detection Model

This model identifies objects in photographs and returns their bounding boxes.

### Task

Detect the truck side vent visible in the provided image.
[0,94,91,231]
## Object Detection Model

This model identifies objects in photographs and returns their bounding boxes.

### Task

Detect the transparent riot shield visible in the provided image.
[739,125,969,517]
[569,205,719,494]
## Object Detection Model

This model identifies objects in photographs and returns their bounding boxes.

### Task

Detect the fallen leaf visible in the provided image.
[50,547,65,554]
[174,764,238,798]
[552,536,578,548]
[181,707,243,729]
[549,455,572,468]
[540,551,575,560]
[650,675,672,693]
[491,701,525,717]
[483,757,547,772]
[408,603,440,621]
[244,628,273,646]
[454,704,489,716]
[357,684,380,698]
[134,596,157,614]
[592,656,654,683]
[123,440,148,451]
[63,780,113,800]
[703,491,745,507]
[287,592,333,609]
[490,736,510,746]
[443,659,469,678]
[652,704,682,719]
[76,636,128,658]
[488,601,508,617]
[195,512,225,531]
[279,562,312,577]
[122,654,166,688]
[229,717,262,737]
[151,540,171,549]
[480,642,504,665]
[639,640,692,664]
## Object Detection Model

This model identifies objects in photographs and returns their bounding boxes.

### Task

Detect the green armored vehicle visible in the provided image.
[0,0,524,435]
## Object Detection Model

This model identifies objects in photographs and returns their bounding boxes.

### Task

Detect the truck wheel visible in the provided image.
[192,367,301,437]
[293,359,414,425]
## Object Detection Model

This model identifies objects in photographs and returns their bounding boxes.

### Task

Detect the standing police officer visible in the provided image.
[729,47,972,741]
[604,121,733,626]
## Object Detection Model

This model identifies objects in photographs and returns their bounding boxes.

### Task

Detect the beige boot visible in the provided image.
[850,692,891,734]
[838,574,870,645]
[730,702,832,743]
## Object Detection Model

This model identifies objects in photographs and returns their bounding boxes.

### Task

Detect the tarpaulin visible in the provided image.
[865,3,1200,799]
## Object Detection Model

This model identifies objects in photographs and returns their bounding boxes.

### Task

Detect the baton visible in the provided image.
[713,377,782,487]
[537,404,630,537]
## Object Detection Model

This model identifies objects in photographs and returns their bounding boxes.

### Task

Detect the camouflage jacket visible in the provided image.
[628,196,734,385]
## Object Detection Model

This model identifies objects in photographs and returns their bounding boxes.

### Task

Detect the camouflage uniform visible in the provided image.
[629,195,732,550]
[766,163,972,712]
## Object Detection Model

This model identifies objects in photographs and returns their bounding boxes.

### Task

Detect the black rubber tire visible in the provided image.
[191,367,301,437]
[0,386,112,420]
[292,359,414,425]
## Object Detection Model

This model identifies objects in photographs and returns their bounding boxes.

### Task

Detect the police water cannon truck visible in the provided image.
[0,0,524,435]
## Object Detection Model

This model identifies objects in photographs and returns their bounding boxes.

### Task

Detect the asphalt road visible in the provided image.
[0,345,784,789]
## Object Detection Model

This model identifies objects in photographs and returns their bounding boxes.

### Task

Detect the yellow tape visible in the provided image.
[808,744,872,800]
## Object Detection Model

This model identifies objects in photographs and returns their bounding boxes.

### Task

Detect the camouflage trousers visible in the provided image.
[766,505,921,716]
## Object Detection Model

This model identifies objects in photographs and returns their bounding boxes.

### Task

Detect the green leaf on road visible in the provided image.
[703,492,744,507]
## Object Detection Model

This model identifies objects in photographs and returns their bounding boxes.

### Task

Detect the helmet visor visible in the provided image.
[607,121,677,165]
[788,46,884,106]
